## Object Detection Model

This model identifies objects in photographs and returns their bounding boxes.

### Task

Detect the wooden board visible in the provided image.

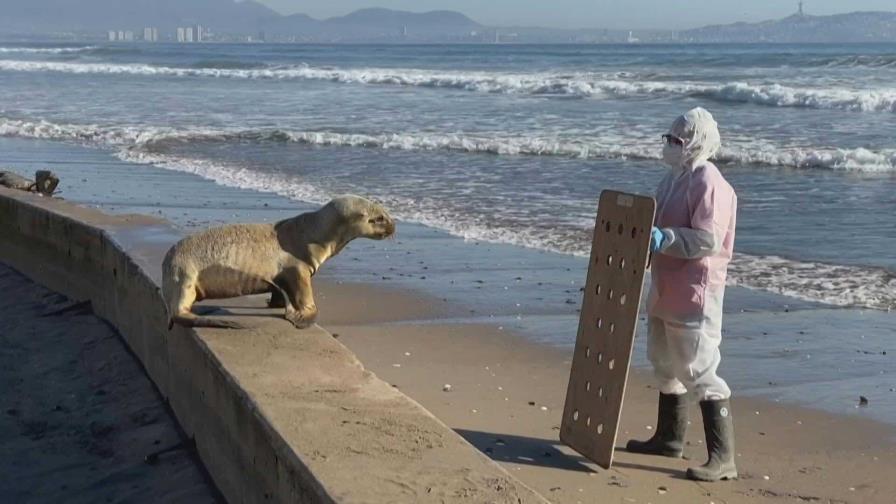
[560,190,656,469]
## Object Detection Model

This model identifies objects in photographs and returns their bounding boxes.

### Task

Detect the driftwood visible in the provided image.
[0,170,60,196]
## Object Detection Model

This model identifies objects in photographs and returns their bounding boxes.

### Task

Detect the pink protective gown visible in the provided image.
[646,108,737,401]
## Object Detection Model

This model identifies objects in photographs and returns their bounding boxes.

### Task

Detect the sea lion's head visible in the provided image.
[34,170,59,196]
[327,195,396,240]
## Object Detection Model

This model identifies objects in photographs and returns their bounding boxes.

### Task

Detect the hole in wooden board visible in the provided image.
[595,283,601,295]
[616,193,635,207]
[597,352,603,364]
[573,410,579,421]
[605,221,611,233]
[617,223,624,235]
[619,257,626,269]
[620,293,627,305]
[598,386,603,397]
[596,317,602,329]
[631,227,637,239]
[597,423,604,435]
[585,346,591,358]
[606,255,613,266]
[609,322,615,334]
[608,289,614,301]
[586,381,591,392]
[586,416,591,427]
[608,359,615,370]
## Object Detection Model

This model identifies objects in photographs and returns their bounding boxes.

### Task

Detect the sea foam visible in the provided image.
[2,114,891,310]
[114,147,896,312]
[0,46,97,54]
[2,59,895,113]
[2,117,895,173]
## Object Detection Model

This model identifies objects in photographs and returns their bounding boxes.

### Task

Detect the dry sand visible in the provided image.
[0,262,220,504]
[316,280,896,504]
[3,222,893,503]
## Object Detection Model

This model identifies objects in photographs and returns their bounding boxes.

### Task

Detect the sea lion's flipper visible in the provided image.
[267,280,288,308]
[171,314,245,330]
[281,267,318,330]
[268,291,286,308]
[286,311,317,330]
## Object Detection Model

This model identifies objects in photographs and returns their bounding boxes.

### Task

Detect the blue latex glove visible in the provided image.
[650,227,666,253]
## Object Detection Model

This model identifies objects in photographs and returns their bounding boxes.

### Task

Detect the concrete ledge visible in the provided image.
[0,188,548,504]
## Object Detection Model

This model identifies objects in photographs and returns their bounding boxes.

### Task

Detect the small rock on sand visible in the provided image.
[442,384,452,392]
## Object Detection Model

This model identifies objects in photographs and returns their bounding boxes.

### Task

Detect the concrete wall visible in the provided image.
[0,188,548,504]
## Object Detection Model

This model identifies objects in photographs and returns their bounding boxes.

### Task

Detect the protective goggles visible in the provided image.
[662,134,685,147]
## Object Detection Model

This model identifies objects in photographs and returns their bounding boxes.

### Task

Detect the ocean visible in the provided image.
[1,42,896,421]
[1,42,894,310]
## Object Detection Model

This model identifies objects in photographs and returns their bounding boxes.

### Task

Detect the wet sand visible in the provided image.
[316,281,896,504]
[0,263,220,503]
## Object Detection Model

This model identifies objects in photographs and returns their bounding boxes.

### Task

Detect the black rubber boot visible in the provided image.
[687,398,738,481]
[626,393,688,458]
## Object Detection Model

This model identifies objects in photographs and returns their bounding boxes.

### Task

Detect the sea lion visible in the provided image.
[162,195,395,330]
[0,170,60,196]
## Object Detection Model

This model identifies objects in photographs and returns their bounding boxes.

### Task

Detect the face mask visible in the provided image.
[662,143,683,169]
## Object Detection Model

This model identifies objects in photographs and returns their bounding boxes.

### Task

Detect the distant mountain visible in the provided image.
[679,11,896,43]
[327,8,477,29]
[2,1,894,44]
[263,7,481,40]
[0,0,481,41]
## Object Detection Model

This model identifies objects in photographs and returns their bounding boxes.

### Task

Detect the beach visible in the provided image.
[321,287,896,504]
[2,136,894,503]
[1,40,895,502]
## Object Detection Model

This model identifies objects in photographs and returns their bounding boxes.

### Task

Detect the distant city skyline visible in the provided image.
[254,0,896,30]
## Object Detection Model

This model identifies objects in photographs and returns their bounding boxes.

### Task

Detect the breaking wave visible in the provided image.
[727,255,896,311]
[114,148,896,312]
[2,114,893,310]
[0,46,97,54]
[2,59,896,113]
[818,55,896,68]
[2,117,895,173]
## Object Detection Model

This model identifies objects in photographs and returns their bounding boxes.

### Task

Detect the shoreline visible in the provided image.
[2,135,893,424]
[3,136,896,501]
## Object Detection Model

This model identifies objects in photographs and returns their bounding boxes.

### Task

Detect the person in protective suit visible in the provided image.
[626,107,738,482]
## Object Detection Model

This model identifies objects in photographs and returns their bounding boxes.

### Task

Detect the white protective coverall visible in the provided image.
[647,107,737,401]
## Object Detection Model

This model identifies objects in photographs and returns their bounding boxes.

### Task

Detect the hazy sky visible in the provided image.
[256,0,896,30]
